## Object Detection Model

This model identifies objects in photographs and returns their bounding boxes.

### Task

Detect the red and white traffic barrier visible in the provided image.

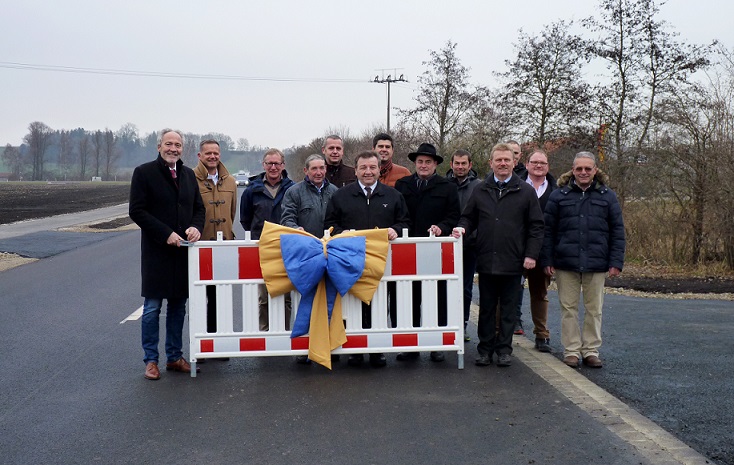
[187,230,465,376]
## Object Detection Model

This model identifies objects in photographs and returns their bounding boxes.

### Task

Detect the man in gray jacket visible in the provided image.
[281,154,338,238]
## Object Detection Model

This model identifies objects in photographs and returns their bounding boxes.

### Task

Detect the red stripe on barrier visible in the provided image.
[443,332,455,345]
[393,333,418,346]
[441,242,454,274]
[391,243,417,275]
[291,337,309,350]
[200,339,214,352]
[199,248,213,280]
[240,338,266,351]
[238,247,263,279]
[342,335,368,348]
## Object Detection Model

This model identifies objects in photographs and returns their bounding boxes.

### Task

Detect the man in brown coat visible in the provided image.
[194,139,237,336]
[374,133,410,187]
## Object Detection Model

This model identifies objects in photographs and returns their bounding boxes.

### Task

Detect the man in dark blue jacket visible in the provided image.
[541,151,625,369]
[240,148,294,331]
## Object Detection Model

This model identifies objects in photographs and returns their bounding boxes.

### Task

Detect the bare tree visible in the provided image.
[397,41,481,156]
[24,121,52,180]
[92,130,103,177]
[102,129,118,179]
[78,133,91,180]
[499,21,592,145]
[584,0,710,203]
[2,144,23,180]
[58,130,75,179]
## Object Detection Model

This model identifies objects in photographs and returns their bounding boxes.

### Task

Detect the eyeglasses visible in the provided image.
[528,161,548,166]
[264,162,283,167]
[512,151,521,155]
[574,166,595,172]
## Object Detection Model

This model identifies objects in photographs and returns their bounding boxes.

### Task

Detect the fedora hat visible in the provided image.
[408,142,443,164]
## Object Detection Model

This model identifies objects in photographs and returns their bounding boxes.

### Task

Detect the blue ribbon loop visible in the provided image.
[280,234,366,337]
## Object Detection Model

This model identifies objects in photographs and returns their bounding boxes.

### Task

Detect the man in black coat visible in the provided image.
[324,150,410,367]
[129,129,205,381]
[521,149,557,353]
[452,143,544,368]
[394,143,461,363]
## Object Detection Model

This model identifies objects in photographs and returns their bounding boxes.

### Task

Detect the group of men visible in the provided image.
[129,128,625,380]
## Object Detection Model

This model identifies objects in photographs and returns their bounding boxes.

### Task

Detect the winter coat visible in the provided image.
[194,160,237,240]
[379,162,411,187]
[394,173,461,237]
[457,172,545,276]
[280,177,338,238]
[325,161,356,188]
[446,168,482,248]
[541,169,626,273]
[239,171,295,239]
[324,181,410,236]
[514,162,528,180]
[129,155,205,299]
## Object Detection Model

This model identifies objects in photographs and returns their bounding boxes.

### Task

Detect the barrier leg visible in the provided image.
[457,353,464,369]
[190,360,197,378]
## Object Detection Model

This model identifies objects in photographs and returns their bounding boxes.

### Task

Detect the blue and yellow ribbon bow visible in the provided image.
[258,222,389,369]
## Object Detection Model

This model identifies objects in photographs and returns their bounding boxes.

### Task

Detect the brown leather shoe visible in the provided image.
[563,355,580,368]
[144,362,160,380]
[583,355,603,368]
[165,357,200,373]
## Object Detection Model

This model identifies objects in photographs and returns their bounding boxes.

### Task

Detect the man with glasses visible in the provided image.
[522,150,556,352]
[240,149,295,330]
[541,152,625,369]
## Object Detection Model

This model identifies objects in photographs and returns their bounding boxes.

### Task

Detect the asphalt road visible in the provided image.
[0,195,731,464]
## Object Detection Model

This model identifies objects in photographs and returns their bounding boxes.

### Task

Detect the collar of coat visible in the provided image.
[481,172,523,191]
[194,159,231,182]
[556,168,610,194]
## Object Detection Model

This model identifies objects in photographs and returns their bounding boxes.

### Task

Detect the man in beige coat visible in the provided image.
[194,139,237,336]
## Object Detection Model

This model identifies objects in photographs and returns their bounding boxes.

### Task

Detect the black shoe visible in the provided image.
[369,353,387,367]
[475,353,492,366]
[331,354,341,362]
[497,353,512,367]
[347,354,364,367]
[430,351,445,362]
[396,352,420,361]
[295,355,311,364]
[535,338,551,353]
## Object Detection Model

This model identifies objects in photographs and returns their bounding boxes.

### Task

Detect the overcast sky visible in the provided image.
[1,0,731,150]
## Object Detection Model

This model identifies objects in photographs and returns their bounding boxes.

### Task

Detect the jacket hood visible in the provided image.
[556,168,610,188]
[248,170,293,189]
[193,159,232,181]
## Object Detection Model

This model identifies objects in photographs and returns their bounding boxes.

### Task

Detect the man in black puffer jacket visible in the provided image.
[541,151,625,370]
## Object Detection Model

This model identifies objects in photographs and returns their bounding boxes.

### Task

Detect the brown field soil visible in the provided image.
[0,181,732,296]
[0,181,130,225]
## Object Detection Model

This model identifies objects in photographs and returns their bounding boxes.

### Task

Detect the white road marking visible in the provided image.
[120,306,143,324]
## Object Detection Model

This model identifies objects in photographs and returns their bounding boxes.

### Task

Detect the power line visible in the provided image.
[0,61,368,83]
[372,69,408,133]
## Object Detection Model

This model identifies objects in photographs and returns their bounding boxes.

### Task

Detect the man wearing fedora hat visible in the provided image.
[394,142,461,363]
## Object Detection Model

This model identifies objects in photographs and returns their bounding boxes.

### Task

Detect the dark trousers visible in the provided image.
[477,273,521,356]
[206,285,217,333]
[411,280,448,327]
[462,247,478,324]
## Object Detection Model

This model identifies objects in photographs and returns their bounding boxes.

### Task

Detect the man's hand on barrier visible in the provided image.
[185,227,201,243]
[167,232,184,246]
[451,227,465,238]
[387,228,398,240]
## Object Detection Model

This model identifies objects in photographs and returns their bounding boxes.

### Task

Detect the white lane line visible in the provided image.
[120,306,143,324]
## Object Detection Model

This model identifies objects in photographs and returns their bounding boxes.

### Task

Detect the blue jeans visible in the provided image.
[141,297,187,364]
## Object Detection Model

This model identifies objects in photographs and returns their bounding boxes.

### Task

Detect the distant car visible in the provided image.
[235,174,249,187]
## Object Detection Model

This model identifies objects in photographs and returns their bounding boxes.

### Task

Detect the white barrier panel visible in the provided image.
[187,231,464,376]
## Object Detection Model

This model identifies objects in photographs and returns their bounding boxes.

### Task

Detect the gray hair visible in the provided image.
[262,148,285,163]
[574,151,597,166]
[304,154,326,169]
[158,128,185,146]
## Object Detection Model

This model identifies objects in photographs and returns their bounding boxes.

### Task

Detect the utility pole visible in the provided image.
[372,69,407,133]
